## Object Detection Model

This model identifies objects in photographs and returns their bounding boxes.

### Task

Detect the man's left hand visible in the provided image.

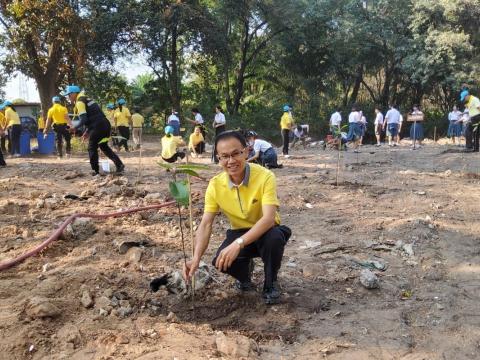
[215,242,241,271]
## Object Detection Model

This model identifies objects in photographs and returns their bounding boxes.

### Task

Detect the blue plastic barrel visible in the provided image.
[37,132,55,154]
[20,132,31,155]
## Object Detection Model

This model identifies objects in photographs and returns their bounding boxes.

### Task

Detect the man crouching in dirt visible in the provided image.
[183,130,291,305]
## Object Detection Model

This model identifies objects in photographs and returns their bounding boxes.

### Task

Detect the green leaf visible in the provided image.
[175,168,200,177]
[176,163,210,170]
[111,136,127,140]
[169,180,189,206]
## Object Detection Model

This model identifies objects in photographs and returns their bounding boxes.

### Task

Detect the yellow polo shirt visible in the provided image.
[0,112,7,129]
[204,163,281,229]
[114,107,131,127]
[131,113,144,127]
[38,116,45,129]
[280,112,292,130]
[189,132,204,148]
[466,96,480,118]
[5,107,20,127]
[47,104,68,125]
[161,135,183,159]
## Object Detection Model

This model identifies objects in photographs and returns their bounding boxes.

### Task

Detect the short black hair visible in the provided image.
[215,130,247,148]
[215,105,223,112]
[191,107,199,113]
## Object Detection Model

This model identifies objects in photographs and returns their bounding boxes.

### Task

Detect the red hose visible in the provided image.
[0,201,176,271]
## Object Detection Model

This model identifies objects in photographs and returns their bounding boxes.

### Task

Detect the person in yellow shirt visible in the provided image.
[161,125,185,163]
[63,85,124,176]
[0,109,7,154]
[183,131,291,305]
[105,103,118,149]
[280,104,293,156]
[461,90,480,152]
[37,110,45,134]
[114,98,131,152]
[188,126,204,156]
[131,109,144,149]
[44,96,72,158]
[4,101,21,157]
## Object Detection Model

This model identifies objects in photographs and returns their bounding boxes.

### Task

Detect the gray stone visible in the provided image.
[126,247,143,263]
[95,296,111,309]
[359,269,379,289]
[81,290,94,309]
[25,297,61,319]
[215,331,256,358]
[62,218,96,241]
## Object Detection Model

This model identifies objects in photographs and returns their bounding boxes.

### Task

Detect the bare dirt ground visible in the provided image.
[0,136,480,360]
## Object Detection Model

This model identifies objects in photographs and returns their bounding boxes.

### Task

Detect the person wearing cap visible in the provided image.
[461,90,480,152]
[105,103,118,149]
[188,125,205,157]
[246,131,282,168]
[63,85,124,176]
[131,109,144,150]
[161,125,185,163]
[183,130,291,305]
[114,98,131,152]
[0,106,7,154]
[280,105,293,156]
[44,96,72,158]
[4,101,21,157]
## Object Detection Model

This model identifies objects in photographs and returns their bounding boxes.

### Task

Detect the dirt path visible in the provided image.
[0,137,479,359]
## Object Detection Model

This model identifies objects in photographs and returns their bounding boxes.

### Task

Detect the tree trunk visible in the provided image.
[35,74,57,113]
[169,23,181,112]
[349,65,363,105]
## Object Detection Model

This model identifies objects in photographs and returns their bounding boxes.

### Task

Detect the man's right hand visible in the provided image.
[183,259,200,281]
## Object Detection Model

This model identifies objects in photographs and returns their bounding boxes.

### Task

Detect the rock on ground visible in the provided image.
[215,331,257,358]
[24,297,61,319]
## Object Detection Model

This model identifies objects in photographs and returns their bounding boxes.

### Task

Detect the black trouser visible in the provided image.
[0,134,7,153]
[88,122,123,174]
[193,142,204,154]
[213,125,226,163]
[117,126,130,151]
[0,148,5,166]
[212,225,291,290]
[53,124,71,157]
[466,114,480,152]
[198,125,206,153]
[162,151,185,163]
[281,129,290,155]
[111,127,119,148]
[9,124,21,155]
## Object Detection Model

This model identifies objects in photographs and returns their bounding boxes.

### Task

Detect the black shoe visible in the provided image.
[263,282,281,305]
[235,280,256,292]
[116,164,125,173]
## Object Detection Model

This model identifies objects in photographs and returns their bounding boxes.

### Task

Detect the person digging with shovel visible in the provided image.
[183,130,291,305]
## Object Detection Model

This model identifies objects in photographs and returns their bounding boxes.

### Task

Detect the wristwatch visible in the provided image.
[235,237,245,249]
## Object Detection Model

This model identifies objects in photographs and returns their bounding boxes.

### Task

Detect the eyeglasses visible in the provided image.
[218,149,245,162]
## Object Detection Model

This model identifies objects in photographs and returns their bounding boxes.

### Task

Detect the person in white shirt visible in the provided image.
[358,110,367,145]
[397,114,403,145]
[329,109,342,134]
[167,109,180,136]
[292,124,307,149]
[374,107,384,146]
[409,105,424,148]
[346,104,362,152]
[212,105,226,163]
[447,105,462,145]
[383,104,401,146]
[246,131,282,168]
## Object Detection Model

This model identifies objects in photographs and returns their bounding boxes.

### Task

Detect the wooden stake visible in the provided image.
[185,152,196,298]
[434,126,437,143]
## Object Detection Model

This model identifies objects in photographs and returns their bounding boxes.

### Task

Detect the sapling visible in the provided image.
[332,125,348,186]
[158,161,209,297]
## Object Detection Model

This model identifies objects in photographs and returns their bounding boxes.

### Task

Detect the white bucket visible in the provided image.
[101,160,110,173]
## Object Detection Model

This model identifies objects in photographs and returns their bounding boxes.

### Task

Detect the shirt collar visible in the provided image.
[228,163,250,189]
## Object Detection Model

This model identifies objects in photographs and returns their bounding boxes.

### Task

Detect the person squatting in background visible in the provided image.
[131,109,144,150]
[189,125,205,157]
[212,105,226,163]
[292,124,307,149]
[346,104,362,153]
[280,105,293,156]
[447,105,463,146]
[44,96,72,158]
[245,131,282,169]
[161,125,186,163]
[114,98,131,152]
[64,85,124,176]
[374,106,384,146]
[409,105,424,148]
[3,101,21,157]
[188,108,206,154]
